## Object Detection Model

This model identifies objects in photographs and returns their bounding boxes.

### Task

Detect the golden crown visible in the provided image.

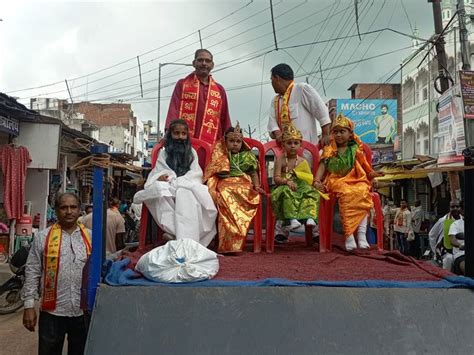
[226,121,243,140]
[331,113,354,131]
[282,121,303,141]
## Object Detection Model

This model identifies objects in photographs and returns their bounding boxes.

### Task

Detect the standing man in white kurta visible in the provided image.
[267,63,331,147]
[267,63,331,243]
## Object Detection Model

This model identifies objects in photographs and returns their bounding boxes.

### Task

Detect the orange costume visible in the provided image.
[321,115,374,239]
[204,129,260,253]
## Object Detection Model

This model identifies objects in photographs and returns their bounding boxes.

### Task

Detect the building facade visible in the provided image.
[401,0,474,159]
[30,99,148,164]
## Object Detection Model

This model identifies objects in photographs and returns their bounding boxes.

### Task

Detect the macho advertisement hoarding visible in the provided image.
[336,99,397,145]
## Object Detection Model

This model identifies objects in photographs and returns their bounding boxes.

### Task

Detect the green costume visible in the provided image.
[229,151,257,177]
[271,160,319,222]
[325,140,357,176]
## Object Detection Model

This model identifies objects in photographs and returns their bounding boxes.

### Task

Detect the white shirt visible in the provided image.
[428,215,448,253]
[393,208,411,234]
[411,206,423,233]
[375,114,395,138]
[267,82,331,144]
[448,219,465,259]
[130,203,142,220]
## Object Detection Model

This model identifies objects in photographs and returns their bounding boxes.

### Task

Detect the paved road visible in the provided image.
[0,264,36,354]
[0,308,36,354]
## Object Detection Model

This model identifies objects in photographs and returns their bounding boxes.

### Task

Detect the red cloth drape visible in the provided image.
[0,145,32,219]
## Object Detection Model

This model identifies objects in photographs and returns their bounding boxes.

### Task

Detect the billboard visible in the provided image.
[437,84,465,164]
[336,99,397,145]
[459,70,474,119]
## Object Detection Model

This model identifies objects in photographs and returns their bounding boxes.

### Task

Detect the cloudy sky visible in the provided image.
[0,0,437,138]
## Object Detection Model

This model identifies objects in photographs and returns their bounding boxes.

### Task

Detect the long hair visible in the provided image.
[164,119,194,177]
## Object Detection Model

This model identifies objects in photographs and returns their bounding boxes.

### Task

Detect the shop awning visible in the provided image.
[376,167,428,181]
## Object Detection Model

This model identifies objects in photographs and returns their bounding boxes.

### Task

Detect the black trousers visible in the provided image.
[39,311,88,355]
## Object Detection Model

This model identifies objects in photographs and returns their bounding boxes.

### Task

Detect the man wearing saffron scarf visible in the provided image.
[267,63,331,243]
[22,193,91,355]
[267,63,331,147]
[165,49,231,145]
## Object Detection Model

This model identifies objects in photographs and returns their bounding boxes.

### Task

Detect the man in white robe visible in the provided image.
[134,120,217,247]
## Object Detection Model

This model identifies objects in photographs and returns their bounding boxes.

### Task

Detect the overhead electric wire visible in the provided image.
[313,0,376,90]
[294,0,341,75]
[56,2,344,105]
[324,0,395,92]
[22,1,344,103]
[16,1,301,102]
[312,0,378,91]
[65,26,420,106]
[6,1,257,94]
[400,0,415,35]
[309,1,361,89]
[200,0,254,31]
[16,1,306,101]
[102,44,416,106]
[15,2,427,113]
[160,0,329,81]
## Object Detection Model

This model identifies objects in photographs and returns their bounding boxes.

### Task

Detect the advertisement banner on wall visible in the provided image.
[371,148,395,165]
[459,70,474,119]
[437,84,466,164]
[336,99,397,145]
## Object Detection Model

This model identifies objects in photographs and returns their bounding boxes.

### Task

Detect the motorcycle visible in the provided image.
[0,246,29,315]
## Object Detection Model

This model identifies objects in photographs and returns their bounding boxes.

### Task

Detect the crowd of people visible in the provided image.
[19,48,468,354]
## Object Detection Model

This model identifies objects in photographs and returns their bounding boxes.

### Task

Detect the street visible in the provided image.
[0,264,36,355]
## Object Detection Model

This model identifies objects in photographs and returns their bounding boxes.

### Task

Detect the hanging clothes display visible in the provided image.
[0,145,32,219]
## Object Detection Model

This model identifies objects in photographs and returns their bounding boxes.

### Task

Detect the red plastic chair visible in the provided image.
[263,140,320,253]
[318,143,384,252]
[239,137,270,253]
[138,138,211,251]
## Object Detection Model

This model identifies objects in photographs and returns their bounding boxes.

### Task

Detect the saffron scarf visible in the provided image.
[42,223,91,311]
[274,81,295,130]
[179,73,223,144]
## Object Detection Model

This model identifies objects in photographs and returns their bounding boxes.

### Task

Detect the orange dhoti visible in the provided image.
[325,160,373,238]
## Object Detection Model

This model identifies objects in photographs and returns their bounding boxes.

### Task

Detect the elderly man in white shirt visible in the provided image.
[428,200,463,269]
[267,63,331,243]
[448,218,465,275]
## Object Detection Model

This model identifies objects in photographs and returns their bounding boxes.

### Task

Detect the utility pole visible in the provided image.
[458,0,473,278]
[429,0,450,94]
[458,0,471,71]
[244,124,256,139]
[156,62,193,139]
